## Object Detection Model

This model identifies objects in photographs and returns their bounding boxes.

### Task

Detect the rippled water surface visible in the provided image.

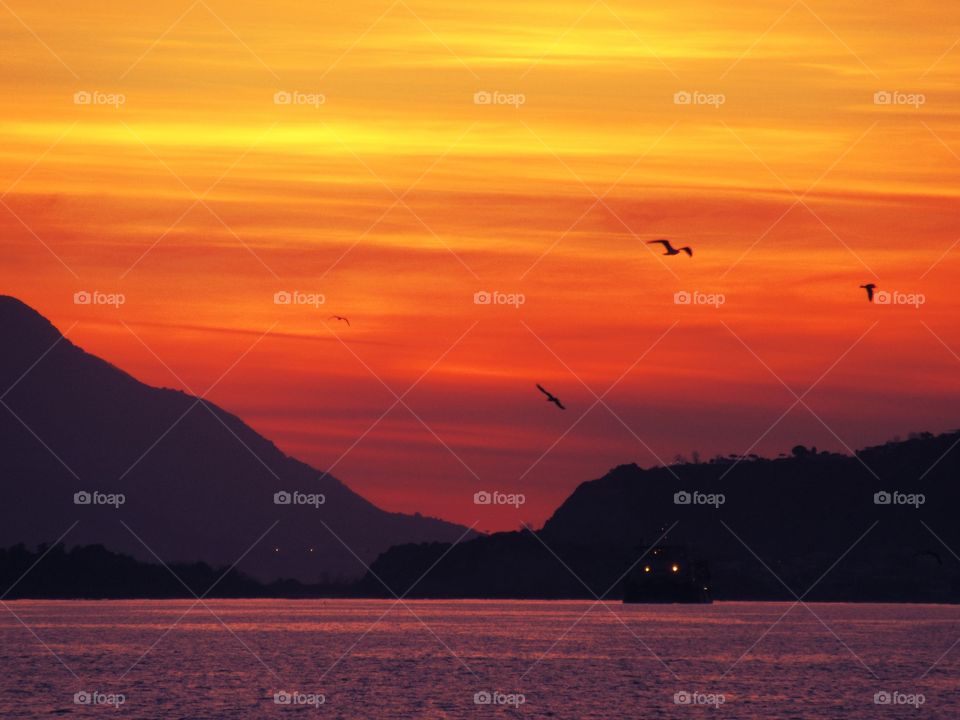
[1,600,958,718]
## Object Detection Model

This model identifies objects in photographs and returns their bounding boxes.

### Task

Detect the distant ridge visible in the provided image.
[360,432,960,601]
[0,296,476,583]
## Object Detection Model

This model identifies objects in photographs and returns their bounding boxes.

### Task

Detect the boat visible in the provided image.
[622,545,712,603]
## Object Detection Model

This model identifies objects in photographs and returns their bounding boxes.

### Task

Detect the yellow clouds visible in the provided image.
[2,0,960,529]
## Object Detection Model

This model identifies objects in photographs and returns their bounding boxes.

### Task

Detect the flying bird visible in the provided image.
[859,284,876,302]
[328,315,350,326]
[536,384,565,410]
[648,239,693,257]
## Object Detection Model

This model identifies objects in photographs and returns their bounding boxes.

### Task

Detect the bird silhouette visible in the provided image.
[536,384,565,410]
[648,239,692,257]
[328,315,350,326]
[859,284,876,302]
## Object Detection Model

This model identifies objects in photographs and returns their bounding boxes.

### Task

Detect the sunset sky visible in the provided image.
[2,0,959,531]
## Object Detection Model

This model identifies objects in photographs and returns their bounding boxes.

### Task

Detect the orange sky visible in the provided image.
[2,0,959,531]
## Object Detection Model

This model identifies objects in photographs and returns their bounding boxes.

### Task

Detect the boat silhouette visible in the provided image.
[623,545,712,604]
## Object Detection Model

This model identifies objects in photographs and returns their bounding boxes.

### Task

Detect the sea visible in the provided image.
[0,600,956,718]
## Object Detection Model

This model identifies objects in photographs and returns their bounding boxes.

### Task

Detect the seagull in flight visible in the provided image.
[859,284,876,302]
[536,384,565,410]
[328,315,350,326]
[648,239,692,257]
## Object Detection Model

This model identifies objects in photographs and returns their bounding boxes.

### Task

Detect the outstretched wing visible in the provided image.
[681,247,693,256]
[536,383,549,397]
[648,239,670,247]
[555,399,566,410]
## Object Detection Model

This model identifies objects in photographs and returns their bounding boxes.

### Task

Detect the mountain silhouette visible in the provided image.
[0,542,358,598]
[0,296,475,583]
[361,435,960,601]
